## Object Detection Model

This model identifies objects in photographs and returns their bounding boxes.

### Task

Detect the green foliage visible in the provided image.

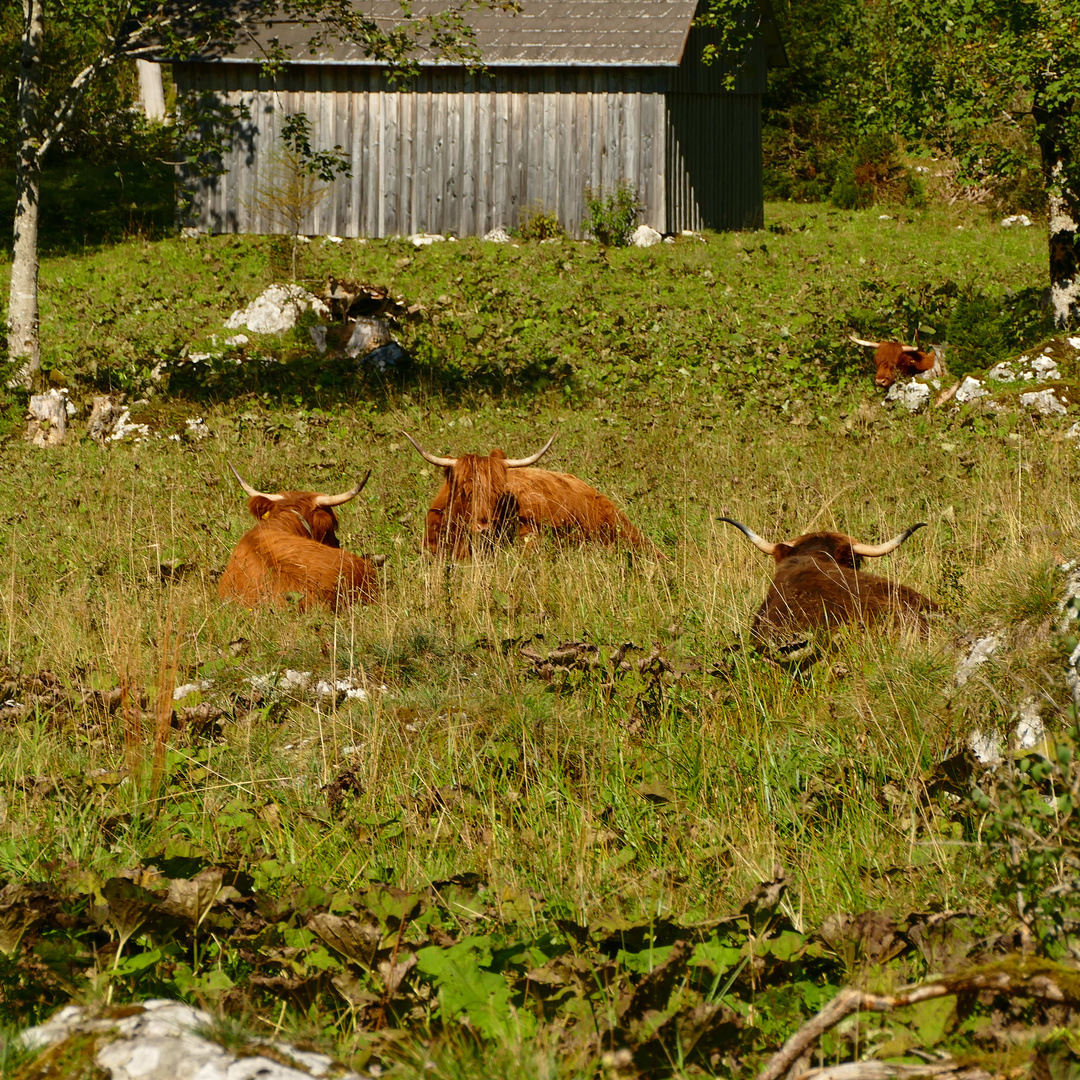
[515,202,564,242]
[829,136,925,210]
[945,285,1054,379]
[971,724,1080,958]
[582,182,639,247]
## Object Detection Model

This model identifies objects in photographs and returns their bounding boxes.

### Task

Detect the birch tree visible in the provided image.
[6,0,512,387]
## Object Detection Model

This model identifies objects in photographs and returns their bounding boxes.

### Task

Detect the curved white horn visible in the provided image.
[849,335,881,348]
[851,521,927,557]
[315,470,371,507]
[230,463,282,502]
[505,433,557,468]
[402,431,458,469]
[718,517,778,556]
[899,344,921,353]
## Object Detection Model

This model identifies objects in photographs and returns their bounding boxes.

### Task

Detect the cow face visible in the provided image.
[247,492,342,547]
[404,431,555,558]
[438,451,521,558]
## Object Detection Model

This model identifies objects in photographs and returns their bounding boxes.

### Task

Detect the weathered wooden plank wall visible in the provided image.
[173,60,763,237]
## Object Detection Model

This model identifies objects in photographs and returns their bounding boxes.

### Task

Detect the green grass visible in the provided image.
[0,200,1076,1075]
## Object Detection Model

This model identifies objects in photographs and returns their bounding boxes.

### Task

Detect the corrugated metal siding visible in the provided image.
[173,61,760,237]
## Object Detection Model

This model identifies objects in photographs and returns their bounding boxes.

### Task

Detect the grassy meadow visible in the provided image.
[0,200,1078,1075]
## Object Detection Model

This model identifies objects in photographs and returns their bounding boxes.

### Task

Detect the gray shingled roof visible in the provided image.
[205,1,702,66]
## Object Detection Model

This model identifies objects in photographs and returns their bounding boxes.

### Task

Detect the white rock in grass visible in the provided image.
[483,226,511,243]
[224,284,329,334]
[883,379,931,412]
[1031,355,1062,380]
[1020,388,1067,415]
[1000,214,1033,227]
[1012,698,1046,751]
[954,376,989,404]
[968,729,1002,766]
[630,225,662,247]
[956,635,999,687]
[986,363,1017,382]
[1069,337,1080,350]
[409,232,445,246]
[21,1000,369,1080]
[172,680,212,701]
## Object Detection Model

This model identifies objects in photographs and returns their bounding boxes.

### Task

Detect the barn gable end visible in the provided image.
[171,1,785,237]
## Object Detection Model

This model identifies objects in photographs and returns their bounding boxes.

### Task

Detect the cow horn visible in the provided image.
[315,470,371,507]
[505,433,557,468]
[850,521,928,557]
[402,431,458,469]
[717,517,778,556]
[849,335,881,348]
[229,463,282,502]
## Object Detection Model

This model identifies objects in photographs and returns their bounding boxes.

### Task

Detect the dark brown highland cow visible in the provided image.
[719,518,937,638]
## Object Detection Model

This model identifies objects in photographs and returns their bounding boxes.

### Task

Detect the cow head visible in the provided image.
[229,464,370,547]
[850,335,939,388]
[718,518,927,570]
[404,431,556,557]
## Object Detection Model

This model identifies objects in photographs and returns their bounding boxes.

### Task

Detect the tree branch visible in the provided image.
[757,960,1075,1080]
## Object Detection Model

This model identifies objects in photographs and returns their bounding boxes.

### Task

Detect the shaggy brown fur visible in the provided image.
[423,452,649,558]
[872,342,941,388]
[722,526,937,639]
[219,489,378,610]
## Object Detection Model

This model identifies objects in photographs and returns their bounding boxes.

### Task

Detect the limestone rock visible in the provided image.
[630,225,662,247]
[224,285,330,335]
[883,379,931,412]
[21,1000,369,1080]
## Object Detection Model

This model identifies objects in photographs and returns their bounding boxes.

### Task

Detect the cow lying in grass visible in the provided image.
[404,432,651,558]
[719,518,937,639]
[850,335,945,388]
[219,465,379,610]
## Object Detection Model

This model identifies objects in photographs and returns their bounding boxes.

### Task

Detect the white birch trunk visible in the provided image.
[8,0,44,387]
[136,60,166,120]
[1048,159,1080,329]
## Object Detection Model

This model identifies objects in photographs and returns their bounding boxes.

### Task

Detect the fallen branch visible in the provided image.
[758,958,1076,1080]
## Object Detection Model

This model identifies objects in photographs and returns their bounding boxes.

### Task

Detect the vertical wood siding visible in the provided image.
[173,63,762,237]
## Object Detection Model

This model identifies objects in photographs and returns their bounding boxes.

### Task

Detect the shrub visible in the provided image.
[945,285,1053,380]
[582,181,639,247]
[516,202,564,242]
[830,135,925,210]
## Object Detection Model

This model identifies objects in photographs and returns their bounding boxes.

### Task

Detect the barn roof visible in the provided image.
[190,0,784,69]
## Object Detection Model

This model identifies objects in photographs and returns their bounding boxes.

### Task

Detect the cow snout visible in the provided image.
[875,374,893,388]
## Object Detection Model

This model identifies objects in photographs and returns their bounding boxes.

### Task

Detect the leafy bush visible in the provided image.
[946,285,1053,379]
[830,135,924,210]
[516,202,564,242]
[970,721,1080,959]
[582,181,639,246]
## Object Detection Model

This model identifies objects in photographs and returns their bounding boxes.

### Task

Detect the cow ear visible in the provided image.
[490,449,508,461]
[913,350,936,372]
[309,508,338,544]
[772,542,794,563]
[249,496,275,520]
[832,540,857,567]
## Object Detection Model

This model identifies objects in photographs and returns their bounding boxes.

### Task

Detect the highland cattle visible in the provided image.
[219,465,379,610]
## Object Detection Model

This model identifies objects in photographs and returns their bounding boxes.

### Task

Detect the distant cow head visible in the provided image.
[229,463,367,546]
[219,465,378,609]
[404,432,556,558]
[850,335,941,388]
[719,517,935,638]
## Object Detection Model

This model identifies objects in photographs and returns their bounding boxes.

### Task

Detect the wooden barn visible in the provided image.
[171,1,786,238]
